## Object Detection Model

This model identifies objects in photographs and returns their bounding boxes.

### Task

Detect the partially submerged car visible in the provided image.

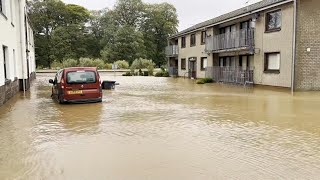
[49,67,102,104]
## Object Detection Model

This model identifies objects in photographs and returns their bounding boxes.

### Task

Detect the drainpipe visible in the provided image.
[18,0,26,95]
[291,0,297,94]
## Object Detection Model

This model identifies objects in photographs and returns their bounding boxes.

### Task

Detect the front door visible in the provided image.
[189,57,197,79]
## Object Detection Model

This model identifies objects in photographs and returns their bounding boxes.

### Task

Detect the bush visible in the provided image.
[51,60,63,70]
[203,78,214,83]
[155,71,163,77]
[154,70,170,77]
[62,59,78,68]
[196,79,206,84]
[130,58,155,76]
[115,60,129,69]
[79,58,105,69]
[162,71,170,77]
[105,63,112,70]
[196,78,214,84]
[122,72,132,76]
[79,58,93,67]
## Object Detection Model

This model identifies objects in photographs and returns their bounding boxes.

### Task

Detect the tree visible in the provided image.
[28,0,179,68]
[28,0,91,67]
[141,3,179,67]
[113,0,144,28]
[101,26,146,64]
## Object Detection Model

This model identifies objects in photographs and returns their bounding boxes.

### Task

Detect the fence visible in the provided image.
[206,66,254,85]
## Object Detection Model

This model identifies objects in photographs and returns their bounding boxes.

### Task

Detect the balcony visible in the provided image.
[205,29,255,53]
[166,45,179,57]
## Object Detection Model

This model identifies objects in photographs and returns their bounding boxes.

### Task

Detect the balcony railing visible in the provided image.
[205,28,255,52]
[166,45,179,57]
[205,66,254,85]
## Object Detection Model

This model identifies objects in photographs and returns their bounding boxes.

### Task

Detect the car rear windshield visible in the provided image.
[67,71,96,84]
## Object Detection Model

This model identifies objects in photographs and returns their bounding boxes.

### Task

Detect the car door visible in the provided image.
[52,70,63,99]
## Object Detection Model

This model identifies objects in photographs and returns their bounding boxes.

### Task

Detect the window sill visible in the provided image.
[181,46,186,49]
[190,45,196,47]
[265,28,281,33]
[264,70,280,74]
[0,11,8,20]
[200,42,205,45]
[201,69,206,71]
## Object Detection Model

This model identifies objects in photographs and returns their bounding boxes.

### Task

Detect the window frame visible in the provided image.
[181,36,186,48]
[2,45,9,80]
[0,0,7,19]
[181,58,186,70]
[201,31,206,45]
[264,52,281,73]
[190,34,196,47]
[200,57,208,71]
[265,9,282,33]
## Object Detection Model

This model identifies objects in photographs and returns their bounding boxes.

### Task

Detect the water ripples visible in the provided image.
[0,74,320,179]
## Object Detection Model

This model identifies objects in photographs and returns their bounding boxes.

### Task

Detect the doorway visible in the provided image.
[188,57,197,79]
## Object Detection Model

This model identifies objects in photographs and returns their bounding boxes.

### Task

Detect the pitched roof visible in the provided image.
[171,0,292,38]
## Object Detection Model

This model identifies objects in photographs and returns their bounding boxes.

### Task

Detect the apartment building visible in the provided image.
[0,0,36,106]
[167,0,320,91]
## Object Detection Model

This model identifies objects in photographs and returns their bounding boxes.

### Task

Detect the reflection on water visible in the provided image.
[0,73,320,179]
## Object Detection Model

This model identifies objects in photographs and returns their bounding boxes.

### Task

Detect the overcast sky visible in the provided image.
[63,0,262,31]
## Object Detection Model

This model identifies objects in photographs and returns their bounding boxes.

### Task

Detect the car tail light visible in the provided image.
[61,78,65,89]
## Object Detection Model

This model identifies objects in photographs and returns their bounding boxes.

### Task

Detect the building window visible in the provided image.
[264,52,280,73]
[0,0,6,17]
[266,10,281,32]
[0,0,3,13]
[181,58,186,70]
[190,34,196,47]
[2,46,8,80]
[181,36,186,48]
[201,31,206,45]
[201,57,208,71]
[241,20,252,30]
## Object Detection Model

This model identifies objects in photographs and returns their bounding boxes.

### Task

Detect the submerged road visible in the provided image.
[1,73,320,179]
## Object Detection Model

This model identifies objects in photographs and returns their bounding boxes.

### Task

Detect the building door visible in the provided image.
[189,57,197,79]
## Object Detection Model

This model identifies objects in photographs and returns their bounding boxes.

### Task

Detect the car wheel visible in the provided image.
[58,95,64,104]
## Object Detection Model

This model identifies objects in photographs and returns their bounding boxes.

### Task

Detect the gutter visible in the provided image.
[291,0,297,94]
[18,0,26,94]
[170,0,293,39]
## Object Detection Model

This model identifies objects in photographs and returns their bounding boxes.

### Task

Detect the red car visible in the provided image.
[49,67,103,104]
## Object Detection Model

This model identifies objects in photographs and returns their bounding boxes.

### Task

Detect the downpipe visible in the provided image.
[291,0,297,94]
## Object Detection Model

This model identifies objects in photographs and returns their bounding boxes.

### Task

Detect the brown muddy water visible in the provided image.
[1,73,320,180]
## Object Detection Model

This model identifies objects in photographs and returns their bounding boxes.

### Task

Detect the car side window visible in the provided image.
[54,73,58,84]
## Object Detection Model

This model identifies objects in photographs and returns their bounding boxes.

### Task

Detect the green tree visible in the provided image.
[28,0,91,67]
[113,0,144,28]
[101,26,146,64]
[141,3,178,67]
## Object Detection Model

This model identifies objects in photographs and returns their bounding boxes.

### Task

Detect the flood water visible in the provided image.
[1,73,320,179]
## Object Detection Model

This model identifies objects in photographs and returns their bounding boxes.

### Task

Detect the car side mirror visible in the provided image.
[49,79,54,84]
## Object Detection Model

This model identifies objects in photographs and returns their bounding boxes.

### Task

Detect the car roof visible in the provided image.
[63,67,98,71]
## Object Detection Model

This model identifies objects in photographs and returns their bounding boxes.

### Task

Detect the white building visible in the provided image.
[0,0,36,106]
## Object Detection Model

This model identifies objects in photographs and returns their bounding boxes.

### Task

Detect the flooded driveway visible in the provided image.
[1,73,320,179]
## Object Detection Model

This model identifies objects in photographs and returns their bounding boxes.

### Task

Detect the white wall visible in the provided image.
[0,0,19,86]
[0,0,35,87]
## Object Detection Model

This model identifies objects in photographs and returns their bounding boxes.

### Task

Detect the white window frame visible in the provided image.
[265,52,281,73]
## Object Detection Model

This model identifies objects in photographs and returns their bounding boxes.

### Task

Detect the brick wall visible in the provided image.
[295,0,320,90]
[0,79,20,106]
